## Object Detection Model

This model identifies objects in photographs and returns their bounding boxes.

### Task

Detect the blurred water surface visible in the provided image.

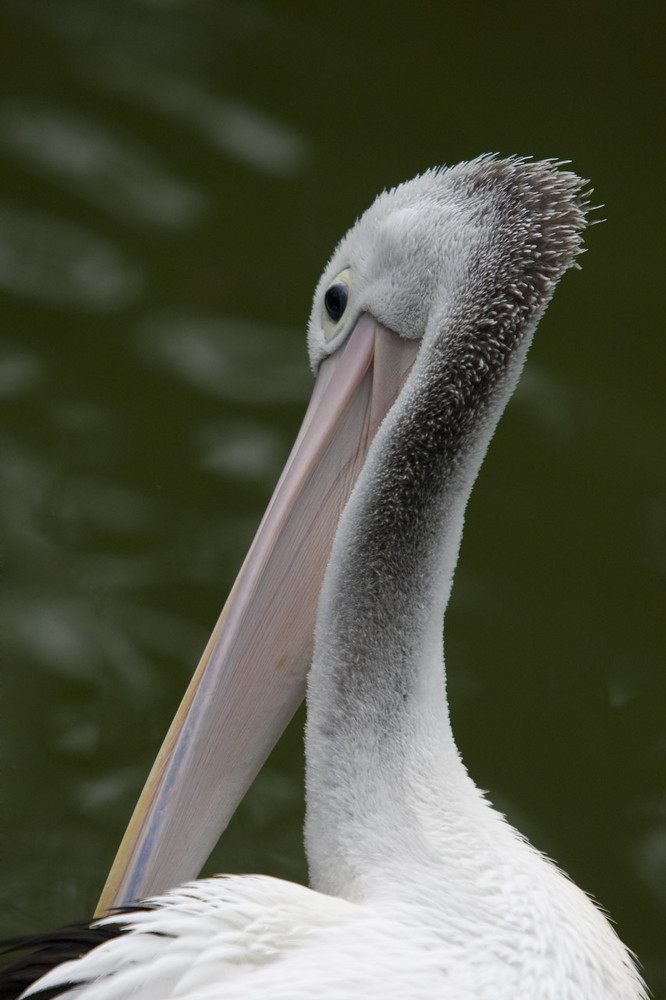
[1,0,664,994]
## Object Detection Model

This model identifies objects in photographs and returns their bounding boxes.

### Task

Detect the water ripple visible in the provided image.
[0,99,208,229]
[135,311,310,404]
[87,55,313,178]
[0,344,45,397]
[194,418,287,484]
[0,204,143,309]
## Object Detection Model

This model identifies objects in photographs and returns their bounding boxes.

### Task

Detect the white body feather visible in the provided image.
[29,858,641,1000]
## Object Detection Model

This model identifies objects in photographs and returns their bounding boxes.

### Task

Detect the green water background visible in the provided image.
[1,1,664,993]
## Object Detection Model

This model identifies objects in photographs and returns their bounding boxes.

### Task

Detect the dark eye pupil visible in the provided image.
[324,283,348,322]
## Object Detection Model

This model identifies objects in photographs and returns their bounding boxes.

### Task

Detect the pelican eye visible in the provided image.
[322,268,352,342]
[324,283,348,322]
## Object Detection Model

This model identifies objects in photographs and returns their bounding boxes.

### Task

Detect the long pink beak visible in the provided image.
[97,314,419,914]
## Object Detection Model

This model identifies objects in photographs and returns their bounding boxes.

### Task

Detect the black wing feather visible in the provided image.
[0,908,157,1000]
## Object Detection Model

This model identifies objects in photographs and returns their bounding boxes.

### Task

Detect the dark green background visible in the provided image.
[1,1,664,994]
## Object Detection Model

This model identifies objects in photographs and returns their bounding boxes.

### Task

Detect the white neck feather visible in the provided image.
[304,319,531,902]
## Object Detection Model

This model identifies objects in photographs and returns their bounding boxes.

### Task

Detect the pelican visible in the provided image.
[1,156,645,1000]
